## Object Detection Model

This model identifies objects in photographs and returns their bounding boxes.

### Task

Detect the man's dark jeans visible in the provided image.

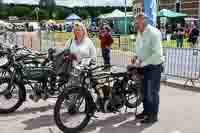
[102,48,111,65]
[143,64,162,116]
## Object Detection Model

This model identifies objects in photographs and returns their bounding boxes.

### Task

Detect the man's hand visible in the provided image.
[130,56,142,67]
[131,56,137,64]
[135,59,142,67]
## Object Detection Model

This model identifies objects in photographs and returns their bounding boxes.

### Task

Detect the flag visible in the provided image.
[144,0,157,26]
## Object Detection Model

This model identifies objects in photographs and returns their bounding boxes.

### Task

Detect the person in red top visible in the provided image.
[99,25,113,70]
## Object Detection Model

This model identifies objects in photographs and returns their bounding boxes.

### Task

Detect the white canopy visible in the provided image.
[98,9,133,19]
[184,17,198,21]
[108,9,125,17]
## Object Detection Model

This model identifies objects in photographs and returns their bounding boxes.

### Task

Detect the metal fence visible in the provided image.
[163,48,200,86]
[5,31,200,86]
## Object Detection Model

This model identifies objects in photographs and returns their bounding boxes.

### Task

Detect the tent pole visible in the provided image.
[124,0,127,34]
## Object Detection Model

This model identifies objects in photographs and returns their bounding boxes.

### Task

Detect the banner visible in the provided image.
[144,0,157,26]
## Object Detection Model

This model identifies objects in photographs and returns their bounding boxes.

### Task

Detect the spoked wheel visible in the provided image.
[0,77,25,114]
[125,82,143,108]
[0,71,9,77]
[54,88,92,133]
[0,69,12,78]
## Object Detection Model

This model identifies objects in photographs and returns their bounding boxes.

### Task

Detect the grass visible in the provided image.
[162,39,190,48]
[40,32,192,52]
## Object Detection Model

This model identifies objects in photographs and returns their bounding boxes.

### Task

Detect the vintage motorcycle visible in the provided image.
[0,47,77,114]
[54,59,144,133]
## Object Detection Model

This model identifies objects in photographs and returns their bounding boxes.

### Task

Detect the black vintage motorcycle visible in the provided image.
[54,59,144,133]
[0,46,47,77]
[0,47,76,114]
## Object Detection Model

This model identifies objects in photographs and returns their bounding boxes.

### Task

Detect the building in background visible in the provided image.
[159,0,199,18]
[132,0,144,16]
[132,0,198,18]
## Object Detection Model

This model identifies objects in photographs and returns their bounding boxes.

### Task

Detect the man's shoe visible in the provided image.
[140,115,158,124]
[136,111,148,120]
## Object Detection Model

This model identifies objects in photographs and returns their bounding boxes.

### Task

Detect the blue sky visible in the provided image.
[3,0,133,7]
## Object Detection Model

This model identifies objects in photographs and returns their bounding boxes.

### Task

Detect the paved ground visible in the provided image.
[0,83,200,133]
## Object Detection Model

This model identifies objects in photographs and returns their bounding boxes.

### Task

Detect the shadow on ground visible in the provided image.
[82,112,154,133]
[0,104,54,117]
[21,111,155,133]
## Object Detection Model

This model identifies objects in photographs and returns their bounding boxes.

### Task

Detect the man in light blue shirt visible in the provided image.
[132,14,164,124]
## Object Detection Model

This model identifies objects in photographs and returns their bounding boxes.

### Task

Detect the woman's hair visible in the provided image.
[73,22,88,38]
[104,25,111,32]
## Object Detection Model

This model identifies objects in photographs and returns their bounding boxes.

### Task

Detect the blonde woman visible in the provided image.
[65,22,97,63]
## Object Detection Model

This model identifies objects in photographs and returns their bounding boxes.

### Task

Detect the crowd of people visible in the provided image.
[159,22,199,48]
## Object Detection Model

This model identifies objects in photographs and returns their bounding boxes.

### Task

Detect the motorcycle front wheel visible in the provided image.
[54,87,92,133]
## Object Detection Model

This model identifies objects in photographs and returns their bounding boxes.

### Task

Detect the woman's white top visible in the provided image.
[65,37,97,61]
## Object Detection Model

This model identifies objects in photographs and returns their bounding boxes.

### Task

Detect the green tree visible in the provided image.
[54,7,70,19]
[38,9,49,20]
[0,11,8,19]
[39,0,56,18]
[12,6,32,17]
[30,8,49,20]
[77,9,89,19]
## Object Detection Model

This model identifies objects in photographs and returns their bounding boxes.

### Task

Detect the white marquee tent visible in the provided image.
[98,9,133,19]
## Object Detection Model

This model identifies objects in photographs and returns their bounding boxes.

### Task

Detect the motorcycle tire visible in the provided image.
[54,87,92,133]
[0,77,25,114]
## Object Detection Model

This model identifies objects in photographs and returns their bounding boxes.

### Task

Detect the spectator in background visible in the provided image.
[25,22,29,31]
[90,22,96,32]
[99,25,113,71]
[59,24,62,32]
[176,24,184,48]
[160,25,166,40]
[188,22,199,48]
[29,25,34,32]
[166,24,172,41]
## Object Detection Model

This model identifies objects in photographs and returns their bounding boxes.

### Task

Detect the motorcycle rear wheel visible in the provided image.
[0,77,25,114]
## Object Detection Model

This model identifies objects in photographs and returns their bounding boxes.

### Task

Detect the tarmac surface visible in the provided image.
[0,84,200,133]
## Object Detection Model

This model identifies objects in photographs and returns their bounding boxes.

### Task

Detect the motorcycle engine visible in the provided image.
[104,80,126,113]
[29,83,43,102]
